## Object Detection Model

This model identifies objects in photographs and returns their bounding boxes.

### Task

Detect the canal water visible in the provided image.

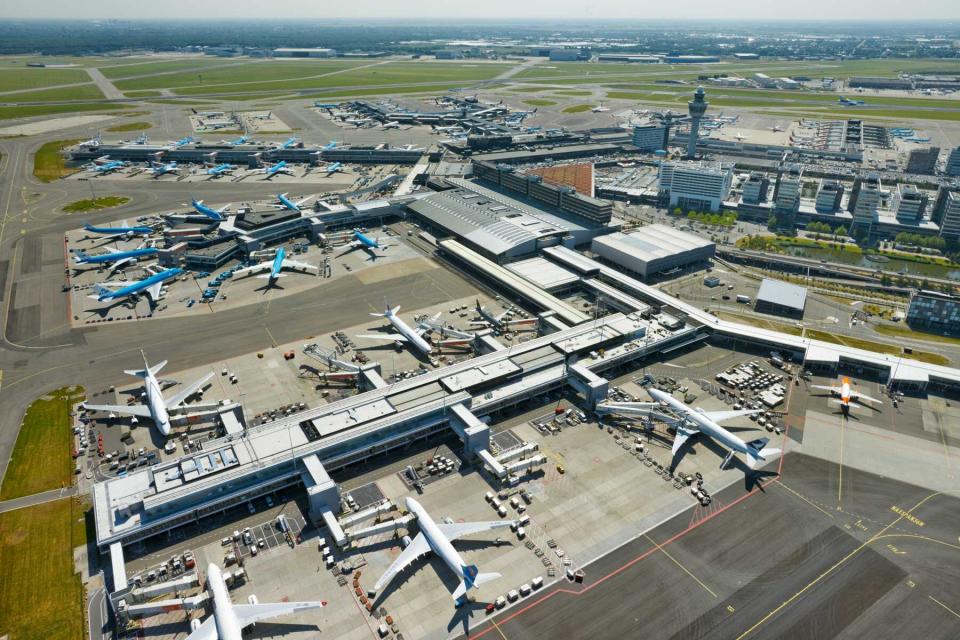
[781,245,960,280]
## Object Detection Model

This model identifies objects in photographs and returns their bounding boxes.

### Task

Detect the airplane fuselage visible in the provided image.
[208,564,245,640]
[75,248,157,265]
[143,370,173,436]
[99,268,181,302]
[648,388,750,458]
[269,248,286,280]
[406,498,465,580]
[387,310,432,354]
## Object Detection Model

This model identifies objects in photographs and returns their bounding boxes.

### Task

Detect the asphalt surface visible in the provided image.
[461,452,960,640]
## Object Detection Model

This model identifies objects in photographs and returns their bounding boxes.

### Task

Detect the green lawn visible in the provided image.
[523,99,556,106]
[873,324,960,347]
[0,498,87,640]
[0,387,84,500]
[552,89,592,96]
[106,121,152,132]
[0,68,90,92]
[805,329,949,366]
[0,84,105,103]
[62,196,130,213]
[562,104,593,113]
[714,311,805,336]
[113,59,367,91]
[124,90,163,98]
[100,58,244,79]
[32,139,82,183]
[0,103,125,121]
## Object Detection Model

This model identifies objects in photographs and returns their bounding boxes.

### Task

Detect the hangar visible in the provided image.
[755,278,808,318]
[589,224,716,279]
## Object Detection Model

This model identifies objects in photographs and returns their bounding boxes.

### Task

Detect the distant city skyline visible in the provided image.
[3,0,960,21]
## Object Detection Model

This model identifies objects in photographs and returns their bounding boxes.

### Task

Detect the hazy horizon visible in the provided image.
[4,1,960,21]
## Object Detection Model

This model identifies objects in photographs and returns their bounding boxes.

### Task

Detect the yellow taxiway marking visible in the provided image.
[929,595,960,619]
[264,326,279,348]
[644,534,717,598]
[775,482,834,519]
[490,619,510,640]
[734,490,956,640]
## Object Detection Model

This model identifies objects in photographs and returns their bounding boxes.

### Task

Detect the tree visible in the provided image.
[767,215,778,231]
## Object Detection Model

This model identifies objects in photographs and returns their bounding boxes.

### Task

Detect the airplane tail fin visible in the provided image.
[745,437,780,470]
[91,283,114,300]
[124,360,166,378]
[453,565,500,600]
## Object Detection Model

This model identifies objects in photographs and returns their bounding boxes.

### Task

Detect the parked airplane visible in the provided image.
[80,132,102,147]
[171,136,196,147]
[150,160,179,178]
[357,302,434,355]
[73,246,158,271]
[599,389,780,470]
[233,247,317,283]
[276,136,299,149]
[372,497,512,603]
[183,563,324,640]
[256,161,296,179]
[469,299,536,332]
[270,193,311,212]
[191,109,225,118]
[198,119,233,131]
[810,376,882,413]
[90,267,183,305]
[382,121,401,130]
[83,352,212,437]
[592,103,610,113]
[87,157,127,174]
[322,140,338,150]
[188,199,229,221]
[205,163,236,177]
[321,162,343,177]
[224,135,249,145]
[83,220,153,238]
[338,229,390,260]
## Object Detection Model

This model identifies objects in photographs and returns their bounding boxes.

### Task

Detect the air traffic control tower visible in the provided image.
[686,86,709,159]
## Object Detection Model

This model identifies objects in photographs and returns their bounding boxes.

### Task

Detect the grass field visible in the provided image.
[0,387,84,500]
[0,84,105,103]
[0,103,125,121]
[62,196,130,213]
[100,58,244,79]
[0,498,87,640]
[113,59,367,91]
[523,99,556,106]
[805,329,949,365]
[873,324,960,346]
[106,121,152,132]
[552,89,592,96]
[0,68,90,92]
[714,311,805,336]
[124,90,163,98]
[562,104,593,113]
[32,139,82,183]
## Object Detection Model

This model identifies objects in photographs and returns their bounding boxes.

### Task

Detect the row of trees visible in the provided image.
[893,232,948,251]
[669,208,738,227]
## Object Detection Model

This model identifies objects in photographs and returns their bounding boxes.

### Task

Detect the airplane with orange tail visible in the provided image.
[810,376,882,414]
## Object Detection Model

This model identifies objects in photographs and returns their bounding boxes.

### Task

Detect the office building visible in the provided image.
[946,147,960,177]
[893,184,928,223]
[850,173,881,233]
[686,86,709,159]
[907,290,960,335]
[632,124,669,152]
[815,180,844,213]
[658,160,733,213]
[741,173,770,205]
[772,164,803,226]
[932,185,960,239]
[590,224,715,279]
[906,147,941,175]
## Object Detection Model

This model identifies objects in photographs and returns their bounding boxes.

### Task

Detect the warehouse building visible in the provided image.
[590,224,715,280]
[273,47,337,58]
[755,278,808,318]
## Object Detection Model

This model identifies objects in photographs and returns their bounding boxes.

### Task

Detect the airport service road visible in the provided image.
[463,452,960,640]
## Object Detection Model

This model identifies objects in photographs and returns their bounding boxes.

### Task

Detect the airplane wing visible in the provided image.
[374,532,432,590]
[145,281,164,303]
[700,409,762,423]
[164,372,214,409]
[183,616,217,640]
[233,264,270,279]
[279,259,318,274]
[232,601,324,628]
[356,333,407,342]
[671,425,696,456]
[853,392,882,405]
[109,257,135,272]
[809,385,839,393]
[83,403,153,419]
[435,520,514,542]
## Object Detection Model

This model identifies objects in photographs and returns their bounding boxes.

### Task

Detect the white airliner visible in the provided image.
[600,388,781,470]
[373,497,513,603]
[356,303,434,355]
[83,354,213,437]
[810,376,882,413]
[468,299,537,332]
[185,563,325,640]
[232,247,318,284]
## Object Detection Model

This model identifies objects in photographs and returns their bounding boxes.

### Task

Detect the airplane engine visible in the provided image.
[401,535,412,548]
[190,619,202,632]
[131,417,138,425]
[442,517,454,525]
[247,595,259,605]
